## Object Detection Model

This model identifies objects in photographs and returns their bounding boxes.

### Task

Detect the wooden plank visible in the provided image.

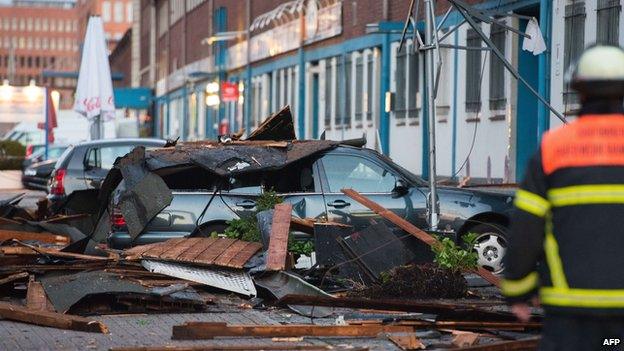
[143,238,185,258]
[454,337,540,351]
[26,278,54,312]
[42,214,89,224]
[12,242,110,261]
[452,331,480,348]
[0,272,29,286]
[212,240,251,267]
[340,189,501,287]
[0,246,38,255]
[172,322,414,340]
[179,237,219,262]
[193,238,237,265]
[387,333,425,350]
[159,238,203,261]
[0,301,108,333]
[124,243,159,257]
[225,241,263,268]
[266,203,292,271]
[111,345,343,351]
[0,230,69,245]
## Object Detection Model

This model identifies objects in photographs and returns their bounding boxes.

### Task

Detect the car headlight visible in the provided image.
[24,169,36,176]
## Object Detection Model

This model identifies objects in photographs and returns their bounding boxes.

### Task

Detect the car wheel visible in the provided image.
[193,223,229,238]
[466,223,508,274]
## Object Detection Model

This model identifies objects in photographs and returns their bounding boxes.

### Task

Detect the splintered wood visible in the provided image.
[172,322,414,340]
[124,238,262,269]
[340,188,501,287]
[26,278,54,312]
[0,230,69,245]
[0,301,108,333]
[266,203,293,271]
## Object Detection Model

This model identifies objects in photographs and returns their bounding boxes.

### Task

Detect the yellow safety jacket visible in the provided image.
[503,114,624,315]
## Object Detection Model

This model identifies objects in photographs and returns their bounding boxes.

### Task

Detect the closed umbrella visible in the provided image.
[73,16,115,140]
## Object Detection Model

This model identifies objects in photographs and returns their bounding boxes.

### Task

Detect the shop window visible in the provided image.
[489,23,506,111]
[597,0,620,45]
[465,28,482,113]
[563,2,585,108]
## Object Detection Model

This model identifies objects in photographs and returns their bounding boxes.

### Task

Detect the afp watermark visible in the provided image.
[604,339,621,346]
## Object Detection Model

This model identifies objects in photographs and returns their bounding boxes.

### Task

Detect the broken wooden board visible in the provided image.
[124,238,262,269]
[387,333,425,350]
[26,278,54,312]
[452,331,480,348]
[0,301,108,333]
[278,294,524,322]
[455,337,540,350]
[111,345,357,351]
[0,272,29,286]
[266,203,292,271]
[172,322,414,340]
[340,188,501,287]
[0,230,69,245]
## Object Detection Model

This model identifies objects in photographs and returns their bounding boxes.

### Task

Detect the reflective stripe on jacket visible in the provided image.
[503,115,624,315]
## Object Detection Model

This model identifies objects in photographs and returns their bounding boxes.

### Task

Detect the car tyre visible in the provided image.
[465,223,508,275]
[193,223,229,238]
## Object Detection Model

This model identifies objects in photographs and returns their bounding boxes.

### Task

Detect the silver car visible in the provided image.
[47,138,167,209]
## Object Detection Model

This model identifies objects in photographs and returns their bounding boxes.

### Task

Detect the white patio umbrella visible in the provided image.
[74,16,115,140]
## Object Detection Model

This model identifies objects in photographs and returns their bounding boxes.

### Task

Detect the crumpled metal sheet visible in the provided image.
[39,271,149,313]
[141,260,257,297]
[254,271,335,318]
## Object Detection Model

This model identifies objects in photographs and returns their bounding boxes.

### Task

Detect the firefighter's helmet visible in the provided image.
[567,45,624,97]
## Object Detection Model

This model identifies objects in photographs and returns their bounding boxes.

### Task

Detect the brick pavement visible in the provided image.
[0,309,401,351]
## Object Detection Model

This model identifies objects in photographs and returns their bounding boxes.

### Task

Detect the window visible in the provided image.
[489,23,506,111]
[34,18,40,31]
[335,58,343,126]
[26,18,32,31]
[65,20,71,32]
[19,19,24,31]
[102,1,111,22]
[597,0,620,45]
[50,19,56,31]
[290,67,297,119]
[322,155,396,193]
[563,2,585,107]
[34,37,40,50]
[324,59,333,129]
[86,146,134,170]
[465,29,482,113]
[394,43,420,121]
[126,3,133,22]
[436,47,451,119]
[186,0,205,12]
[354,55,364,124]
[114,1,124,23]
[344,55,352,127]
[366,54,374,123]
[42,19,48,31]
[170,0,185,24]
[157,1,168,37]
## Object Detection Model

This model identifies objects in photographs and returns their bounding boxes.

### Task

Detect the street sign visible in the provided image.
[221,82,239,102]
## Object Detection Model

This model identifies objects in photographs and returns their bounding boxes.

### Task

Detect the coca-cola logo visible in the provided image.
[81,96,114,112]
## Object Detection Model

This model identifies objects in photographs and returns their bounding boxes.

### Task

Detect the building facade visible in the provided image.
[0,0,79,107]
[139,0,623,183]
[76,0,133,51]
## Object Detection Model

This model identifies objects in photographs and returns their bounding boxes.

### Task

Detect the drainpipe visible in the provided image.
[536,0,551,141]
[297,13,305,139]
[245,0,252,133]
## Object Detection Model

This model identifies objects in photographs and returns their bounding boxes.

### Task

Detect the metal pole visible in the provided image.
[44,87,49,160]
[424,0,439,230]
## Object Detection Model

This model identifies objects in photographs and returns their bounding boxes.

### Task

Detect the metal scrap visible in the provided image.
[141,259,257,297]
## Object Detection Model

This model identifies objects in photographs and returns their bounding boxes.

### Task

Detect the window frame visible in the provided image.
[465,28,483,114]
[319,152,400,195]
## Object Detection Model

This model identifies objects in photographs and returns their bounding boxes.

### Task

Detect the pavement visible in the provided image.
[0,307,401,351]
[0,170,46,209]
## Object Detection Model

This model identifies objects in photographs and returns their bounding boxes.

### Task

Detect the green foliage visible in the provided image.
[0,140,26,157]
[256,190,283,211]
[431,233,479,273]
[221,190,314,255]
[0,157,24,170]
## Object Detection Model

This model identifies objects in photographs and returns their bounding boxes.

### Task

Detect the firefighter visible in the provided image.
[503,44,624,350]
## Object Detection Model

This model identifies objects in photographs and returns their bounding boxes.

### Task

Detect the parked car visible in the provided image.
[47,138,167,208]
[22,159,57,191]
[108,145,514,273]
[22,144,68,170]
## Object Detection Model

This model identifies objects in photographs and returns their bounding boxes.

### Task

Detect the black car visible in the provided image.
[22,145,68,170]
[22,159,57,191]
[108,145,515,273]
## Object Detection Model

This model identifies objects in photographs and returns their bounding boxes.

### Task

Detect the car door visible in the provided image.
[319,152,426,230]
[83,144,134,189]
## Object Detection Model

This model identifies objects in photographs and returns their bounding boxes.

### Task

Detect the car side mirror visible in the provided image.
[392,178,410,196]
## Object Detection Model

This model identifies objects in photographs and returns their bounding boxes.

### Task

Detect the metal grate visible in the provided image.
[142,260,257,297]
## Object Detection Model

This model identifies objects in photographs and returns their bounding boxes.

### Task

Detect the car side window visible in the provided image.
[86,145,134,170]
[322,154,396,193]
